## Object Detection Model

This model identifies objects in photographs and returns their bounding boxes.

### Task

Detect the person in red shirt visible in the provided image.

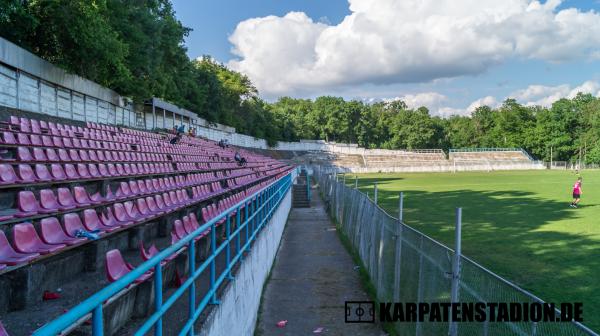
[570,177,582,208]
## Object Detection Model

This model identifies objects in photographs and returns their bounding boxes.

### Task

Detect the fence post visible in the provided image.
[448,208,462,336]
[415,235,424,336]
[393,192,404,302]
[374,183,378,205]
[355,176,358,189]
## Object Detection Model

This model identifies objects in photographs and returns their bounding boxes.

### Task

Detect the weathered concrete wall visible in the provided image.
[198,189,292,336]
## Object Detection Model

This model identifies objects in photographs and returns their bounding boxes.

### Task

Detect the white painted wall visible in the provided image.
[198,189,292,336]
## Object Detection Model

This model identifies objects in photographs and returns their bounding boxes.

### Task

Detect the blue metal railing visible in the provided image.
[34,172,293,336]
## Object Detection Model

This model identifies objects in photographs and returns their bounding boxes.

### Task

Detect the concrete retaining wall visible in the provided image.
[198,189,292,336]
[333,161,546,173]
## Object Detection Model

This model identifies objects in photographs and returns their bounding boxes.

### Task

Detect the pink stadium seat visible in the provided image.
[128,181,140,195]
[42,135,53,147]
[124,201,145,222]
[2,132,17,145]
[30,134,42,146]
[40,217,85,246]
[0,164,18,184]
[139,242,160,261]
[57,149,71,162]
[17,164,36,183]
[40,189,74,212]
[76,164,91,179]
[173,220,187,240]
[64,164,79,180]
[145,197,164,216]
[105,249,151,283]
[115,182,132,199]
[73,186,93,206]
[13,222,65,254]
[33,147,48,162]
[57,188,78,209]
[63,213,92,238]
[0,230,40,266]
[17,147,33,161]
[35,164,53,182]
[102,207,131,227]
[83,209,118,233]
[15,191,40,218]
[113,203,137,225]
[17,133,30,146]
[88,164,100,178]
[50,164,67,181]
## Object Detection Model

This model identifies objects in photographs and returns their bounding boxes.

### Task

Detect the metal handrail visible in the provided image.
[34,171,293,336]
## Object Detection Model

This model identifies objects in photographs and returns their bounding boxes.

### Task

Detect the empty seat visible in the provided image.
[0,230,39,266]
[15,191,40,217]
[50,164,67,181]
[40,217,85,246]
[0,164,18,184]
[83,209,118,233]
[17,164,36,183]
[35,164,53,182]
[13,222,65,254]
[103,207,132,227]
[105,249,152,283]
[73,186,95,206]
[57,188,78,209]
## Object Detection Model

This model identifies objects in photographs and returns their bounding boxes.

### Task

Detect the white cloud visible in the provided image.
[228,0,600,97]
[508,80,600,106]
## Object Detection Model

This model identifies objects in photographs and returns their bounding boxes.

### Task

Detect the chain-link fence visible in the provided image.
[315,167,598,336]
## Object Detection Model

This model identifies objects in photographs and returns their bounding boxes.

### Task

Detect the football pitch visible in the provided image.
[344,170,600,332]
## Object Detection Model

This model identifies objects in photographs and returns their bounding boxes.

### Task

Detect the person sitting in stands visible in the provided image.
[177,124,185,135]
[170,134,181,144]
[234,152,247,166]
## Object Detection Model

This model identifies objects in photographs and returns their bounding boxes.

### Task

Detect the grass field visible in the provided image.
[344,170,600,332]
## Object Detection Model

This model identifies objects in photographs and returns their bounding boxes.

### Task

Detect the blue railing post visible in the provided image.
[225,215,233,280]
[92,305,103,336]
[244,201,250,253]
[187,240,195,336]
[154,265,163,336]
[210,222,220,304]
[235,208,241,256]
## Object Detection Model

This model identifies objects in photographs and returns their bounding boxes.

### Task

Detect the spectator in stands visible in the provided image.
[218,139,227,149]
[570,177,583,208]
[234,151,247,166]
[170,134,181,144]
[177,124,185,135]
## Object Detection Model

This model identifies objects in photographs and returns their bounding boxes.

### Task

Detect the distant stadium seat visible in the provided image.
[0,230,39,265]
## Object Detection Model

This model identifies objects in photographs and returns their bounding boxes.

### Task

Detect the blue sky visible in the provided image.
[171,0,600,116]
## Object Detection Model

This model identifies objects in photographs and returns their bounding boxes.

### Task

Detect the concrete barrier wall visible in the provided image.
[198,189,292,336]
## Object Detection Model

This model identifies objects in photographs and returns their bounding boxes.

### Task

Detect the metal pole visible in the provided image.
[448,207,462,336]
[399,192,404,223]
[92,305,103,336]
[374,183,378,205]
[355,176,358,189]
[393,192,403,302]
[550,146,553,169]
[188,240,196,336]
[154,265,163,336]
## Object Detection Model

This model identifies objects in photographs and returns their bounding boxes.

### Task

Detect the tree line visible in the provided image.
[2,0,600,162]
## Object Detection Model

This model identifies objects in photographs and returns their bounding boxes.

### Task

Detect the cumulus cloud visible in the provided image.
[508,80,600,106]
[228,0,600,97]
[391,81,600,118]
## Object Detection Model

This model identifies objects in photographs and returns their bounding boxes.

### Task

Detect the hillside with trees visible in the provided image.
[2,0,600,162]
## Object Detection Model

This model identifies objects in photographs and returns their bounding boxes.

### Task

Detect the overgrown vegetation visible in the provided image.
[2,1,600,161]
